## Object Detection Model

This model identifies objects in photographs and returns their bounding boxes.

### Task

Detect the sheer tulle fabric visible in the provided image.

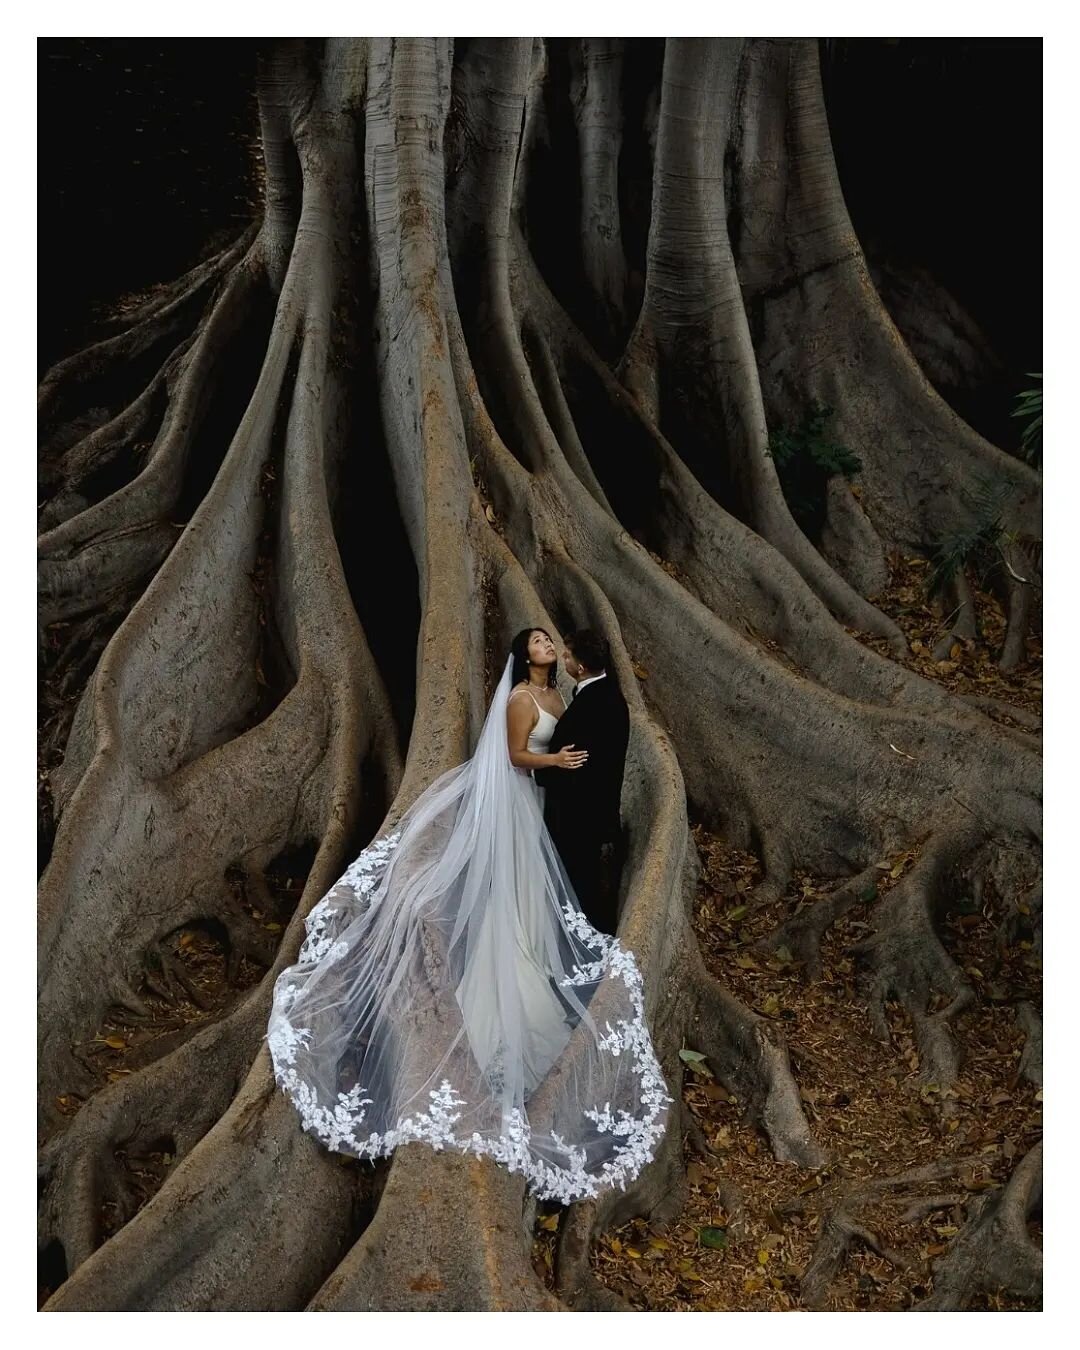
[266,655,672,1203]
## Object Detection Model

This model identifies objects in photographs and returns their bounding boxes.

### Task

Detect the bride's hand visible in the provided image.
[555,744,588,769]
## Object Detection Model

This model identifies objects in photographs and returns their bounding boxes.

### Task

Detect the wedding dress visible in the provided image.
[265,653,672,1204]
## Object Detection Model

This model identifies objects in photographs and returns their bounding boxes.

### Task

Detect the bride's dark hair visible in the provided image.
[510,628,558,689]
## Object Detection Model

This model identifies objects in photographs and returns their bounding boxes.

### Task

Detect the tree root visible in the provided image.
[39,355,180,532]
[520,209,1038,764]
[997,539,1037,674]
[38,37,1041,1311]
[689,964,825,1169]
[43,1052,377,1311]
[1014,1001,1042,1088]
[39,986,267,1275]
[756,861,882,980]
[778,1155,985,1308]
[600,40,908,655]
[916,1143,1042,1310]
[92,228,257,335]
[39,221,259,460]
[39,230,269,626]
[39,155,401,1127]
[730,41,1040,672]
[309,1147,560,1311]
[853,822,983,1090]
[800,1209,913,1308]
[957,693,1041,733]
[931,568,979,660]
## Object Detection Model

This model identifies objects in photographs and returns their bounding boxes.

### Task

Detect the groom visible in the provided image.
[535,629,630,935]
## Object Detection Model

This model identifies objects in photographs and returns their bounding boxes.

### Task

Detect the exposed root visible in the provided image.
[916,1143,1041,1310]
[309,1147,559,1311]
[732,40,1040,656]
[607,39,908,654]
[39,987,267,1275]
[757,861,883,981]
[853,822,984,1089]
[39,352,183,532]
[567,39,631,351]
[39,145,401,1129]
[1014,1001,1042,1088]
[521,209,1035,751]
[43,1052,377,1311]
[777,1155,983,1309]
[39,36,1041,1312]
[39,222,259,459]
[92,230,255,335]
[930,568,979,660]
[957,693,1041,732]
[39,231,269,626]
[997,539,1037,673]
[745,828,795,908]
[899,1192,967,1223]
[689,964,825,1169]
[301,904,561,1312]
[800,1208,912,1308]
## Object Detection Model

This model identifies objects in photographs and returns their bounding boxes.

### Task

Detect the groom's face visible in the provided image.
[561,646,583,681]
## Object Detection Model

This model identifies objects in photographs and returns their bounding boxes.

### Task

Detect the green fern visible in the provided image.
[1010,372,1042,468]
[926,473,1011,598]
[767,402,862,531]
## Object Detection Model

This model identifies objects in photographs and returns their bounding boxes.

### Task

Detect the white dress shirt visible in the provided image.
[572,671,607,699]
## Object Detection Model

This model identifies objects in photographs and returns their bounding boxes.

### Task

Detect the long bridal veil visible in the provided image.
[266,654,671,1202]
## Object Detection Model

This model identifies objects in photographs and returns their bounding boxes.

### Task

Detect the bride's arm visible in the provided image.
[506,692,585,770]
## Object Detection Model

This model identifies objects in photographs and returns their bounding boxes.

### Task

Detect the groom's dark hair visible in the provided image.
[565,629,610,674]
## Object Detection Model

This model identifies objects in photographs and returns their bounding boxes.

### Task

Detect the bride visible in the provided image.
[266,627,672,1204]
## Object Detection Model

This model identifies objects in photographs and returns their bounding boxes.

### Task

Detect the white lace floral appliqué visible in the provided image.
[267,831,673,1205]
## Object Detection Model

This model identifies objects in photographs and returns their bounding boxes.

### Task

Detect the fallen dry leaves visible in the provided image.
[532,551,1041,1311]
[852,551,1041,724]
[551,831,1042,1310]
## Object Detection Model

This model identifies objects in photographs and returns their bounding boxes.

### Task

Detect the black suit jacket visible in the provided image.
[535,674,629,845]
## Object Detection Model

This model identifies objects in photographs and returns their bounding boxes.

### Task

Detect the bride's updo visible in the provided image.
[509,628,558,689]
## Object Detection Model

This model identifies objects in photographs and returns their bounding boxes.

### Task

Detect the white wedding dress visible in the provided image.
[266,654,672,1204]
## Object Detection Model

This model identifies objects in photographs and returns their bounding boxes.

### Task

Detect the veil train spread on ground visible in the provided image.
[266,654,672,1203]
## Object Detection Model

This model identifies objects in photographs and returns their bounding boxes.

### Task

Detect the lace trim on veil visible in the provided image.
[267,831,672,1205]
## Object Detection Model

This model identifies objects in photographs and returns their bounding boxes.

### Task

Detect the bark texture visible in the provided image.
[38,37,1041,1311]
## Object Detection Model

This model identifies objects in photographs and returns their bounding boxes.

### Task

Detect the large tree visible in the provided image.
[38,37,1041,1311]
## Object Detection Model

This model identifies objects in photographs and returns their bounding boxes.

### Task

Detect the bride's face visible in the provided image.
[527,630,557,669]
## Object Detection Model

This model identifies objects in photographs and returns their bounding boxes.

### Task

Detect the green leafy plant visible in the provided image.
[767,401,862,533]
[1010,372,1042,469]
[926,473,1011,599]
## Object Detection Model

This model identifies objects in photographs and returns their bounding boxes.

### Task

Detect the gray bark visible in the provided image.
[38,37,1040,1311]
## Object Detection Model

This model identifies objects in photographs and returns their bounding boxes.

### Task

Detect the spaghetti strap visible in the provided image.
[510,686,547,718]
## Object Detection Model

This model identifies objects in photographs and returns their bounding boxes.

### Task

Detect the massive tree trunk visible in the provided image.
[38,37,1041,1311]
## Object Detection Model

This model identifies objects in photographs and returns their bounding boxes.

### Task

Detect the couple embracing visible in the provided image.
[267,625,670,1205]
[506,626,629,938]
